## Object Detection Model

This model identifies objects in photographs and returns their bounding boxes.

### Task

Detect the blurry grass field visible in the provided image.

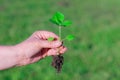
[0,0,120,80]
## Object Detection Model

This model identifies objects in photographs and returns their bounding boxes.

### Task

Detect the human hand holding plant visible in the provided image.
[0,12,73,71]
[15,31,67,66]
[0,31,67,70]
[0,12,74,71]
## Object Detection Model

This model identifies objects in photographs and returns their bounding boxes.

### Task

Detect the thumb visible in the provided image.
[40,40,62,48]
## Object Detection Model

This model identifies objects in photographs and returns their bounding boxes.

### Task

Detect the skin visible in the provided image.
[0,31,67,70]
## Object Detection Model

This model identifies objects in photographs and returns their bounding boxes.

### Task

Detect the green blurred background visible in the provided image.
[0,0,120,80]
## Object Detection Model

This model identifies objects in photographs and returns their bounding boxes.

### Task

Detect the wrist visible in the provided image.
[13,42,34,66]
[9,45,21,67]
[13,44,27,66]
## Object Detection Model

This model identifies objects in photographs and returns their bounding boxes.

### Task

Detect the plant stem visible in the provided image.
[59,26,62,40]
[61,37,67,41]
[57,26,62,55]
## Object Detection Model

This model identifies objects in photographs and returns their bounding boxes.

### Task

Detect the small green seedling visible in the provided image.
[48,12,74,73]
[49,11,74,41]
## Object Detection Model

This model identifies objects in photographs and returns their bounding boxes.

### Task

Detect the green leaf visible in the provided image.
[50,12,64,25]
[50,16,60,25]
[66,35,75,41]
[48,37,54,41]
[61,20,72,27]
[56,12,64,23]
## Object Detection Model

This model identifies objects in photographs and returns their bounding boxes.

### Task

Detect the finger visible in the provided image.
[46,47,67,56]
[30,49,49,63]
[34,31,59,40]
[58,46,64,50]
[40,40,62,48]
[46,48,59,56]
[59,47,67,54]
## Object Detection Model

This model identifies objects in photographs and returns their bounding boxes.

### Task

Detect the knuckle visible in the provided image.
[39,30,49,34]
[50,32,55,35]
[33,31,40,35]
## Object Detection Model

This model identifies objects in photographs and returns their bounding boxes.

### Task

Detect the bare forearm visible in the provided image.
[0,46,18,70]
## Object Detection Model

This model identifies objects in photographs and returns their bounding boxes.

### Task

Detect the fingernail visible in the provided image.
[54,41,62,47]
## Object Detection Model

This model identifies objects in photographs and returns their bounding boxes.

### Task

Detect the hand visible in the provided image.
[15,31,67,66]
